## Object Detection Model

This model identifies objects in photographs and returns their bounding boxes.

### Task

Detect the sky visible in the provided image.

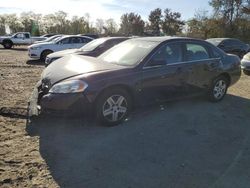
[0,0,212,23]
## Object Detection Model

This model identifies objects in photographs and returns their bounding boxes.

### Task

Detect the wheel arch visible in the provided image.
[40,49,54,59]
[218,72,231,85]
[94,84,135,106]
[3,39,13,44]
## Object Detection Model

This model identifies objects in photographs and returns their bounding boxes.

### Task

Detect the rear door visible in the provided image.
[140,41,190,103]
[23,33,32,44]
[183,42,222,93]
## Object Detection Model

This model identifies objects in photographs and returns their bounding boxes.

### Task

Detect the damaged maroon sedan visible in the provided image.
[28,37,241,125]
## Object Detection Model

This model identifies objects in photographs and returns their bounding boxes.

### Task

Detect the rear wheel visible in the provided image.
[3,40,13,49]
[208,76,229,102]
[40,50,53,61]
[96,88,131,126]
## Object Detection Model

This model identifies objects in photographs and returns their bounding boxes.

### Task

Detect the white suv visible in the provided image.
[28,35,93,60]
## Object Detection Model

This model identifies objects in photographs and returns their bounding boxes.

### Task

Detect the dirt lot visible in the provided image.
[0,46,250,188]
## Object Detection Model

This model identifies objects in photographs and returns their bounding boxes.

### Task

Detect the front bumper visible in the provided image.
[28,49,40,58]
[28,82,92,117]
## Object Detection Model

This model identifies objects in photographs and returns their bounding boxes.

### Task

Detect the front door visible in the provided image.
[140,42,189,104]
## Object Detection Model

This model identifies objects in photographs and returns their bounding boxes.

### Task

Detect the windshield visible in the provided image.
[98,39,158,66]
[80,38,107,51]
[45,35,62,42]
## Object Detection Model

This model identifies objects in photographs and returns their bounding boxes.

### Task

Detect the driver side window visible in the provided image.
[15,33,24,38]
[58,38,70,44]
[147,42,183,67]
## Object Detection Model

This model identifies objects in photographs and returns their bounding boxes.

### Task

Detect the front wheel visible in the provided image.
[3,41,13,49]
[208,76,229,102]
[96,88,132,126]
[40,50,53,61]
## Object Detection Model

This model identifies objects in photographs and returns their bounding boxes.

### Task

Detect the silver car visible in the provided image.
[241,52,250,75]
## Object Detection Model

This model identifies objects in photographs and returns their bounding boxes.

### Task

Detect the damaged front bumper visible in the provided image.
[28,81,92,118]
[28,82,41,117]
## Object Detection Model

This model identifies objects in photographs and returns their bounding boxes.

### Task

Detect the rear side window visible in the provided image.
[24,33,30,38]
[186,43,209,61]
[81,38,92,43]
[223,39,242,46]
[71,37,81,44]
[148,42,182,66]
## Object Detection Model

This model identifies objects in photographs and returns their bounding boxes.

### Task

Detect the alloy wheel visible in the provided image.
[213,80,227,100]
[102,95,128,122]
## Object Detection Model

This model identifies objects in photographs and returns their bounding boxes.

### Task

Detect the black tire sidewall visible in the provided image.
[3,41,12,49]
[209,76,228,102]
[41,50,52,61]
[96,88,131,126]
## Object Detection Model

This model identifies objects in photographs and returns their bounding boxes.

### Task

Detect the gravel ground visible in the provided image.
[0,46,250,188]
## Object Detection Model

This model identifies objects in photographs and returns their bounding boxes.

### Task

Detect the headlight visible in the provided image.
[49,80,88,94]
[31,46,41,50]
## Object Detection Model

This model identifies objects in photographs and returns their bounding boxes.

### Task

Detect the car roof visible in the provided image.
[58,35,94,40]
[97,37,129,41]
[131,36,205,43]
[206,38,240,41]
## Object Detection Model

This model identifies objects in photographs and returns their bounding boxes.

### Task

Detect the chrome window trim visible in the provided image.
[143,57,221,70]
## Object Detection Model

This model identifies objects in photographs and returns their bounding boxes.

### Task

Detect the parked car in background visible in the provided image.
[45,37,129,65]
[41,34,57,38]
[241,52,250,75]
[206,38,250,58]
[0,32,46,49]
[34,35,63,44]
[28,35,93,60]
[78,34,99,39]
[29,37,241,125]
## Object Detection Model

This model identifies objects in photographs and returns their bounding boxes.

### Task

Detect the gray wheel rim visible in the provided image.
[213,80,227,99]
[102,95,127,122]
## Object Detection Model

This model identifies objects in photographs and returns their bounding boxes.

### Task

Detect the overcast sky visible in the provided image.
[0,0,212,22]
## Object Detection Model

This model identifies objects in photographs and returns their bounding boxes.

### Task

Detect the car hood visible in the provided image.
[0,36,11,42]
[41,55,124,85]
[0,36,11,39]
[29,41,53,48]
[48,49,79,58]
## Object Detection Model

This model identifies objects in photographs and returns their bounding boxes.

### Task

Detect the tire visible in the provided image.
[243,69,250,76]
[208,76,229,102]
[96,88,132,126]
[3,40,13,49]
[40,50,53,61]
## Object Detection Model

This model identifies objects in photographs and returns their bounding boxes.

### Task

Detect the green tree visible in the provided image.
[162,9,184,35]
[105,19,118,35]
[148,8,162,35]
[0,15,6,35]
[120,13,145,36]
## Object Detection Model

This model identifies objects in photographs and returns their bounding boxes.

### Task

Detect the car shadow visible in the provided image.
[0,107,27,119]
[26,94,250,188]
[11,47,28,51]
[26,59,45,66]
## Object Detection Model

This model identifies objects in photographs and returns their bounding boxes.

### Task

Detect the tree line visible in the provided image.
[0,0,250,42]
